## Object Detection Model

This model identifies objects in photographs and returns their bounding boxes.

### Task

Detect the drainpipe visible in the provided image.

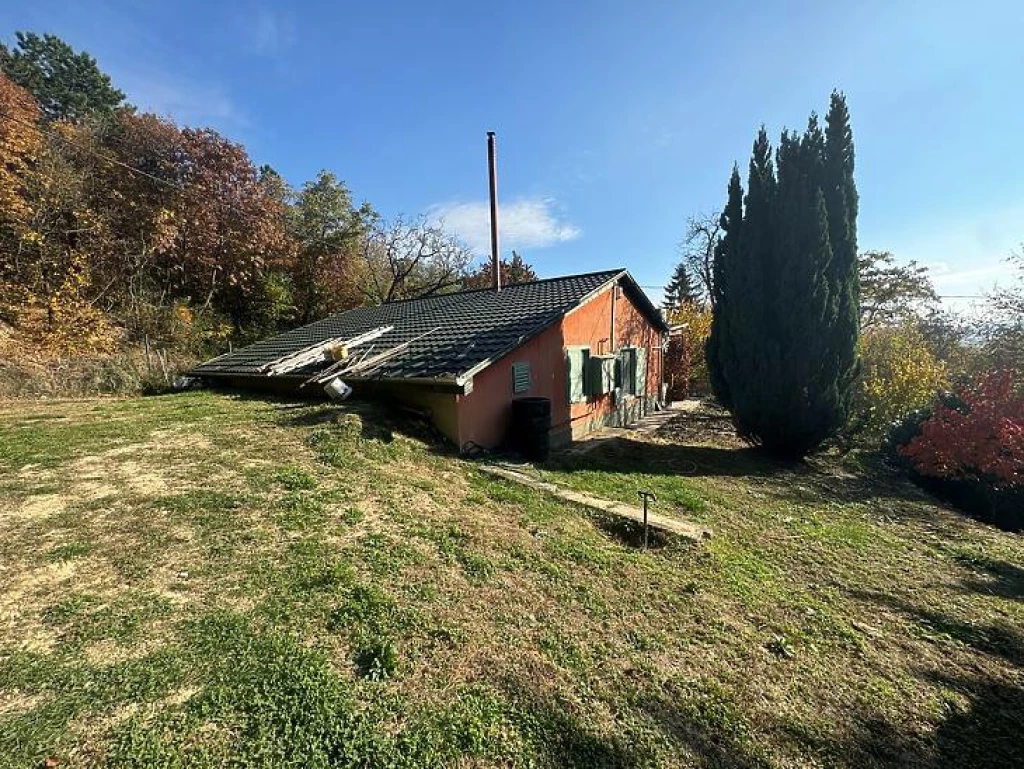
[609,283,617,352]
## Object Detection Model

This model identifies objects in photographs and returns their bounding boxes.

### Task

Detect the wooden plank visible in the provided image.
[478,464,711,542]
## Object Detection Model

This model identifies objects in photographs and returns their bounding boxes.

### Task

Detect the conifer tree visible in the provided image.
[663,261,697,311]
[707,165,742,408]
[706,99,860,457]
[823,92,861,422]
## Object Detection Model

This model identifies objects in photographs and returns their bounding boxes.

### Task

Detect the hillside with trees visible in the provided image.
[0,32,526,396]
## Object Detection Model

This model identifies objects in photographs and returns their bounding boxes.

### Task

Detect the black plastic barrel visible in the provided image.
[511,397,551,461]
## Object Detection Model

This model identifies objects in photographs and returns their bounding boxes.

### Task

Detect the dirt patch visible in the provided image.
[11,493,65,520]
[655,401,746,447]
[82,638,159,666]
[0,690,46,718]
[0,557,125,653]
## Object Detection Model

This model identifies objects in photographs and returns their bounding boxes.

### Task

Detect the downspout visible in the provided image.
[609,282,617,353]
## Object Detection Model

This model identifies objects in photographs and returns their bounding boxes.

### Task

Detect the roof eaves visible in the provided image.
[618,270,671,333]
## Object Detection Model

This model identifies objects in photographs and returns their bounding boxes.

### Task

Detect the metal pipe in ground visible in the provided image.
[638,490,656,550]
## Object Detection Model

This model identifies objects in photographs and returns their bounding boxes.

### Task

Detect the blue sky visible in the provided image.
[3,0,1022,305]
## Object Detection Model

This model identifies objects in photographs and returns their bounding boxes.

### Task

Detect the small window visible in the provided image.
[587,354,617,395]
[512,361,531,394]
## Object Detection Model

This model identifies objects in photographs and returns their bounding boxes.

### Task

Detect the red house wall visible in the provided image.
[454,280,663,450]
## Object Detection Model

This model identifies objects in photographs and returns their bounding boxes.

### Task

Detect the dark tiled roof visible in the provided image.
[192,269,664,382]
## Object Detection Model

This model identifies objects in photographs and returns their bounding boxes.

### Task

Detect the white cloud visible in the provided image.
[248,8,297,54]
[867,200,1023,302]
[114,67,245,129]
[428,198,582,255]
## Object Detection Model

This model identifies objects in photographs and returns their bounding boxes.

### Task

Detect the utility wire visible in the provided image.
[0,111,188,193]
[639,283,986,299]
[0,111,288,229]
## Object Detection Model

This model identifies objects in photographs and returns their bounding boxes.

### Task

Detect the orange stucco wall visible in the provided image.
[453,280,664,450]
[562,284,664,438]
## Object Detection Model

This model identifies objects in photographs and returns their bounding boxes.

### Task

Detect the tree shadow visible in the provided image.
[952,555,1024,602]
[852,589,1024,667]
[635,685,774,769]
[928,672,1024,769]
[550,437,782,479]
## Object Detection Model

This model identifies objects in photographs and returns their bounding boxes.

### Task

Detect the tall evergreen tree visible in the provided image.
[662,261,697,311]
[706,165,742,408]
[823,92,861,423]
[706,99,860,458]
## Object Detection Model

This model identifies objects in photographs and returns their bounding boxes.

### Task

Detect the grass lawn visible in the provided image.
[0,392,1021,768]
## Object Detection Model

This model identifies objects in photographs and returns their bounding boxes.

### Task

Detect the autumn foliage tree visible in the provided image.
[664,302,713,399]
[0,31,517,391]
[0,73,43,318]
[854,324,947,437]
[896,372,1024,528]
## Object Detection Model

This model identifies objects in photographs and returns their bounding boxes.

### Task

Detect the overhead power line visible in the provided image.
[0,111,285,228]
[0,110,187,193]
[640,283,986,300]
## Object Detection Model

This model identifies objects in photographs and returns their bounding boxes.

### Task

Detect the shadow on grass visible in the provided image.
[928,672,1024,768]
[853,589,1024,667]
[550,438,781,479]
[591,513,673,551]
[505,678,773,768]
[954,556,1024,602]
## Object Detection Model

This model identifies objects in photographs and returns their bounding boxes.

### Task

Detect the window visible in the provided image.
[565,347,590,403]
[587,354,617,395]
[512,361,531,394]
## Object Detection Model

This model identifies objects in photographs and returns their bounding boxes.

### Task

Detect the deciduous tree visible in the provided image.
[357,216,472,304]
[676,212,720,304]
[165,128,294,329]
[291,170,374,322]
[0,73,43,317]
[859,250,937,330]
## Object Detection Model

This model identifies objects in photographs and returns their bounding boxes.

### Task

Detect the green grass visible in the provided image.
[0,392,1022,768]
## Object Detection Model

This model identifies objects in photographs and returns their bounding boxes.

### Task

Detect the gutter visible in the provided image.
[196,370,470,395]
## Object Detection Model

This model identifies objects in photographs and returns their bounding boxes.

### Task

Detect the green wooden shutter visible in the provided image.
[512,361,531,393]
[618,348,636,395]
[566,348,588,403]
[634,347,647,397]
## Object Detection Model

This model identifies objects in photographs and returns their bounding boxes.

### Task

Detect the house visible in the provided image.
[191,269,670,451]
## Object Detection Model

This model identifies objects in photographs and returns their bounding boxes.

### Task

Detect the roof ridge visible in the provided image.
[377,267,626,307]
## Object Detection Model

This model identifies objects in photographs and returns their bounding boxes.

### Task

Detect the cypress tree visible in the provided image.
[824,91,861,424]
[706,165,742,408]
[705,99,860,458]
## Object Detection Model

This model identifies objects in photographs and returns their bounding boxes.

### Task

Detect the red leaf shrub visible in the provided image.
[899,372,1024,488]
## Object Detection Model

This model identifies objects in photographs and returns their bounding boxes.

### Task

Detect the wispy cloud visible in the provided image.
[114,67,245,129]
[869,200,1023,300]
[428,198,582,255]
[246,7,297,55]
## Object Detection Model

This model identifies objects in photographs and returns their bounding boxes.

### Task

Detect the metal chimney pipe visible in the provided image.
[487,131,501,291]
